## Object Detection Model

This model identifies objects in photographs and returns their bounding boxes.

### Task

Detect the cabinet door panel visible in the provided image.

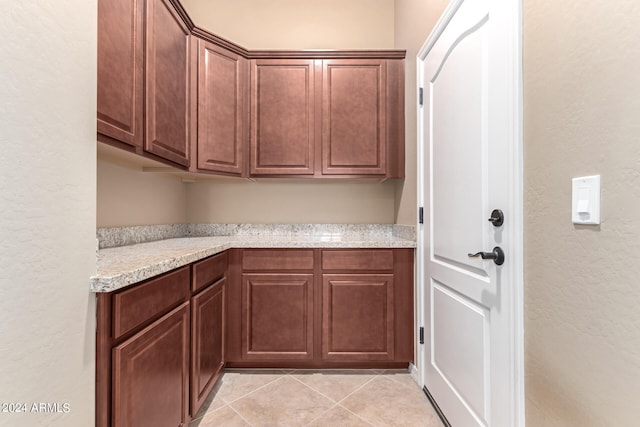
[242,274,313,359]
[112,303,189,427]
[197,41,246,175]
[322,274,394,361]
[191,278,225,415]
[250,60,315,175]
[97,0,143,147]
[145,0,190,166]
[322,60,387,175]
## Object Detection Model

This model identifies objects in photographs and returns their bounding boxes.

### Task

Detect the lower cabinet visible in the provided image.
[226,248,414,368]
[190,277,225,415]
[112,303,190,427]
[322,274,394,361]
[241,273,314,360]
[96,253,227,427]
[96,248,412,426]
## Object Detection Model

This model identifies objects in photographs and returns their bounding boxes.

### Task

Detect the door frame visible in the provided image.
[415,0,524,426]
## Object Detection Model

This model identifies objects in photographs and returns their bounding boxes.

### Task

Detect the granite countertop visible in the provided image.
[91,235,416,293]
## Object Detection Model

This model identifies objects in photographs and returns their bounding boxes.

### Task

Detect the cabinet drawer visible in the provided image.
[112,266,190,340]
[242,249,314,271]
[192,252,227,293]
[322,249,394,271]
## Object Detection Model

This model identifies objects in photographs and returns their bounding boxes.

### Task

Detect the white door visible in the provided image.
[417,1,523,427]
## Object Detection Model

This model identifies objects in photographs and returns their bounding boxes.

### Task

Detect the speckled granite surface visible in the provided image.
[392,224,416,241]
[98,223,415,248]
[97,224,189,248]
[92,237,232,292]
[91,230,416,292]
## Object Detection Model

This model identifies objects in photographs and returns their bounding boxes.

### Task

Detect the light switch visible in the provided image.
[572,175,600,225]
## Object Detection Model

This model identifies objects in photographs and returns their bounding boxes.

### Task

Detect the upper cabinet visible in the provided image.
[97,0,405,178]
[250,60,317,175]
[249,57,404,178]
[145,0,192,167]
[195,41,247,176]
[322,59,387,176]
[97,0,144,148]
[97,0,192,168]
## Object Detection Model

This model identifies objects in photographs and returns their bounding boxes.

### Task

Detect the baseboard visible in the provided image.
[409,362,420,383]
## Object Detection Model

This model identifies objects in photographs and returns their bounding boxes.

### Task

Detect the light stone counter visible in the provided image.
[92,235,416,292]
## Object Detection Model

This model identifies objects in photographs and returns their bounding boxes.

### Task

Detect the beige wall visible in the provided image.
[181,0,394,49]
[97,158,188,227]
[524,0,640,425]
[186,180,396,224]
[0,1,97,426]
[393,0,449,225]
[177,0,398,224]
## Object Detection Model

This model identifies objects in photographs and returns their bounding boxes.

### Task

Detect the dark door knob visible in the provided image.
[488,209,504,227]
[468,246,505,265]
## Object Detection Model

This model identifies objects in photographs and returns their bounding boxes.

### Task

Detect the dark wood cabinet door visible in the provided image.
[145,0,191,167]
[97,0,144,147]
[197,41,246,175]
[191,278,225,415]
[250,60,317,175]
[112,302,190,427]
[322,59,387,175]
[241,273,314,360]
[322,274,394,361]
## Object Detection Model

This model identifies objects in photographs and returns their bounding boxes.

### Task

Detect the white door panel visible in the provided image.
[431,18,487,272]
[417,0,523,426]
[432,281,489,420]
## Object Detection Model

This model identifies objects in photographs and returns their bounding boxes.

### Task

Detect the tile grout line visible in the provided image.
[221,372,288,405]
[230,373,335,427]
[226,403,256,427]
[335,402,378,427]
[331,375,383,427]
[288,374,341,404]
[333,374,380,406]
[190,380,225,422]
[301,402,340,427]
[287,371,383,427]
[285,375,341,427]
[294,372,383,427]
[292,373,379,427]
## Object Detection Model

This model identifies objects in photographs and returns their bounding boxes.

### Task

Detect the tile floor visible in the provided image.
[190,369,443,427]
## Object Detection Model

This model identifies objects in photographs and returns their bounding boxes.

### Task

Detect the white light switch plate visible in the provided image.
[572,175,600,225]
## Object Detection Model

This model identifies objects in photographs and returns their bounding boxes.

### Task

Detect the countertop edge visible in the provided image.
[91,238,416,293]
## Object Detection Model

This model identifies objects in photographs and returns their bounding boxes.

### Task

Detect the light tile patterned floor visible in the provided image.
[190,369,443,427]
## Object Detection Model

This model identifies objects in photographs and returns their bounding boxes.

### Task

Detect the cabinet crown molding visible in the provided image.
[191,26,406,59]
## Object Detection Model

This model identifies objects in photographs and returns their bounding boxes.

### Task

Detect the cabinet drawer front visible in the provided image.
[242,249,314,271]
[192,252,227,293]
[113,266,190,340]
[322,249,394,271]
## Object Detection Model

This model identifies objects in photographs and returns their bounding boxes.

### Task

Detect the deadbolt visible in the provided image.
[488,209,504,227]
